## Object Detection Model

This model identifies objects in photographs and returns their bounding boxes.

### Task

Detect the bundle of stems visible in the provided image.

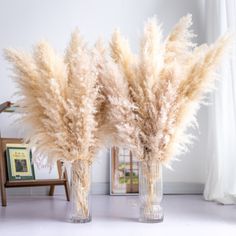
[5,31,104,220]
[98,14,232,218]
[70,160,91,220]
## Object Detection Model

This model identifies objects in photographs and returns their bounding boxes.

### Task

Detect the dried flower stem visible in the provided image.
[71,160,91,221]
[139,155,162,221]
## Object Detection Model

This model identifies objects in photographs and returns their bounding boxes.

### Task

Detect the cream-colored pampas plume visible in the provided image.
[4,31,102,220]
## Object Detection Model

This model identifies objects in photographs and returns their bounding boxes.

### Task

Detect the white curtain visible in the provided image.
[204,0,236,204]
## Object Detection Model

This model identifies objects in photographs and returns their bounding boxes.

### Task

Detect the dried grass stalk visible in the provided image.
[71,160,91,220]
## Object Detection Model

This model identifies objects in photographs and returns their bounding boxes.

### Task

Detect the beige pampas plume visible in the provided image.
[110,29,137,88]
[140,16,163,86]
[164,14,195,65]
[94,38,140,153]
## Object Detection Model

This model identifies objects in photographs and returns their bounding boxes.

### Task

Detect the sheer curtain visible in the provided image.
[204,0,236,204]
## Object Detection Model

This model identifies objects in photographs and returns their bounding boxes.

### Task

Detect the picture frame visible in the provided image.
[110,147,139,195]
[5,143,35,181]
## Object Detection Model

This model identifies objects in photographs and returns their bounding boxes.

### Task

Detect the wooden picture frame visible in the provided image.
[5,144,35,181]
[110,147,139,195]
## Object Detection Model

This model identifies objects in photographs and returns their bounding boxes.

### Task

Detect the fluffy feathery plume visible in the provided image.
[140,17,163,90]
[110,29,138,92]
[164,14,195,65]
[94,39,141,156]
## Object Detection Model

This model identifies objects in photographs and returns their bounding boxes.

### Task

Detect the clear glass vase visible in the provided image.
[68,160,92,223]
[139,160,163,223]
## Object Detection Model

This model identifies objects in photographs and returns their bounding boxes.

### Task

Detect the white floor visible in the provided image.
[0,195,236,236]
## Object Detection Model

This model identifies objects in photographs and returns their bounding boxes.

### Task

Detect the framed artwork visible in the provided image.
[110,147,139,195]
[5,143,35,181]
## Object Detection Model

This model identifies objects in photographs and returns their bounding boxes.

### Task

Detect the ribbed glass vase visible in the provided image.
[139,160,163,223]
[68,160,91,223]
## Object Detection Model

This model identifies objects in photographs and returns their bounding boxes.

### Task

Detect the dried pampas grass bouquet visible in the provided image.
[4,14,232,224]
[99,14,231,222]
[4,31,105,223]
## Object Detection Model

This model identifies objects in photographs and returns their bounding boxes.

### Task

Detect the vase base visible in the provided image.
[139,217,164,223]
[68,215,92,223]
[139,205,164,223]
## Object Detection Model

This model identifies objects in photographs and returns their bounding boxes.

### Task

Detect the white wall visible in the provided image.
[0,0,207,194]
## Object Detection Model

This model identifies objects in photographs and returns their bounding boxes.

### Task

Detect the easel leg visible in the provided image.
[0,136,7,206]
[1,184,7,206]
[0,159,7,206]
[64,181,70,201]
[63,169,70,201]
[57,160,70,201]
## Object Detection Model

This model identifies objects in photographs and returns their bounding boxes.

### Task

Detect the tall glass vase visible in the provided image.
[68,160,91,223]
[139,160,163,223]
